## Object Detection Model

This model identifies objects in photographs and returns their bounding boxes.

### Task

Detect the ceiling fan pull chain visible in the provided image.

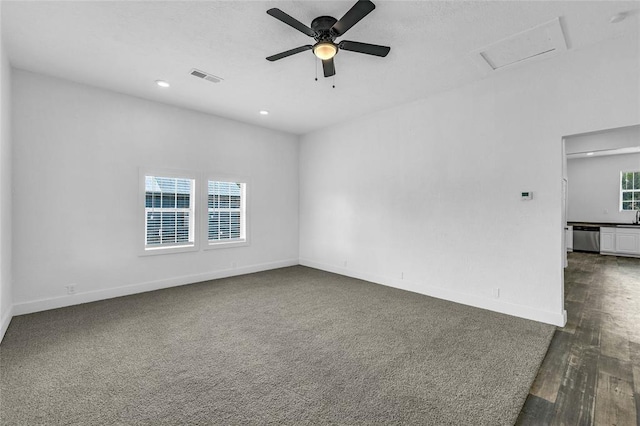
[333,74,336,89]
[315,59,318,81]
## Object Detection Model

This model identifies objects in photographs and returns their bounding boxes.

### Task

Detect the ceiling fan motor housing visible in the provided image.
[311,16,338,42]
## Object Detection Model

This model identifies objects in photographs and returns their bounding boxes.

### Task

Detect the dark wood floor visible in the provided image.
[516,252,640,425]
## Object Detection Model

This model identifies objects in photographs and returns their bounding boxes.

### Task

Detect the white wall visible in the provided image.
[0,9,14,339]
[566,125,640,223]
[566,125,640,154]
[11,70,299,314]
[568,154,640,224]
[299,34,640,326]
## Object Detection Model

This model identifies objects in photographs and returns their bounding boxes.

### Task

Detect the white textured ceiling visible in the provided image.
[2,1,638,135]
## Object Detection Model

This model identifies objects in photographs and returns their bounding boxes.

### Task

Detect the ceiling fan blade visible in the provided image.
[339,40,390,57]
[322,58,336,77]
[331,0,376,37]
[267,8,316,37]
[266,45,313,62]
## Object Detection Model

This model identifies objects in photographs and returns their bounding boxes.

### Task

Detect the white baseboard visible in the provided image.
[601,251,640,258]
[299,258,567,327]
[9,257,568,328]
[0,305,14,344]
[12,258,299,316]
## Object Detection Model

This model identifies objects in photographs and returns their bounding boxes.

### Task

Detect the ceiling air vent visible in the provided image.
[473,17,567,72]
[190,68,224,83]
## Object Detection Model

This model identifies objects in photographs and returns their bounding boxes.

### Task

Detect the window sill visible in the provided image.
[140,244,198,257]
[204,239,249,250]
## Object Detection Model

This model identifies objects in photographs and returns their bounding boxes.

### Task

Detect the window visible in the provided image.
[620,171,640,211]
[208,180,246,246]
[144,175,196,251]
[140,171,247,254]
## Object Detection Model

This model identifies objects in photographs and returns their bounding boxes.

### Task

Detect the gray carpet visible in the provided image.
[0,266,554,425]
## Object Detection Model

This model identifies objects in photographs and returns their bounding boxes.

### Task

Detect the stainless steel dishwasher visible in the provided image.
[573,226,600,253]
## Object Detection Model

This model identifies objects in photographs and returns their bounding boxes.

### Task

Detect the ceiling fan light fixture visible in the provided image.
[313,42,338,60]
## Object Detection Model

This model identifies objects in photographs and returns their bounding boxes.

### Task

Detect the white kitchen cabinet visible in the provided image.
[600,227,615,254]
[615,229,640,254]
[600,227,640,257]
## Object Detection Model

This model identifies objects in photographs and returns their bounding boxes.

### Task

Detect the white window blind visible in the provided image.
[208,181,245,243]
[621,171,640,211]
[145,176,195,249]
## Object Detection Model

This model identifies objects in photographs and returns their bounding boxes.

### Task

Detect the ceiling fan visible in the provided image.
[265,0,390,78]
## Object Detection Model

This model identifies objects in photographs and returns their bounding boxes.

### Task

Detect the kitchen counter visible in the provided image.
[568,223,640,257]
[568,222,640,228]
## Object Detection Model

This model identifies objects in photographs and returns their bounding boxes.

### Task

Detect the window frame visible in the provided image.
[203,174,250,250]
[620,170,640,212]
[139,168,200,256]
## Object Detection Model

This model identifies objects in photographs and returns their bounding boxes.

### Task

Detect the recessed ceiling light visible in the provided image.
[610,12,627,23]
[586,152,594,156]
[155,80,170,88]
[259,110,269,115]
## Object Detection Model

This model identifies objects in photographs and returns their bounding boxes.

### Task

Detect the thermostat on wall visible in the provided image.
[521,191,533,201]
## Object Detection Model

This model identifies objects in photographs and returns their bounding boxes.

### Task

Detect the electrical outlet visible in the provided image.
[65,284,76,295]
[493,288,500,299]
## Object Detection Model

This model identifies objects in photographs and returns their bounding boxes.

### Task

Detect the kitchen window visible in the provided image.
[620,171,640,211]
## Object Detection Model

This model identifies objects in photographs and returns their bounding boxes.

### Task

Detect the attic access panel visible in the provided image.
[473,17,567,71]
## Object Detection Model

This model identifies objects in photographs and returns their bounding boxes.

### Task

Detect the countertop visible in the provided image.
[568,222,640,228]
